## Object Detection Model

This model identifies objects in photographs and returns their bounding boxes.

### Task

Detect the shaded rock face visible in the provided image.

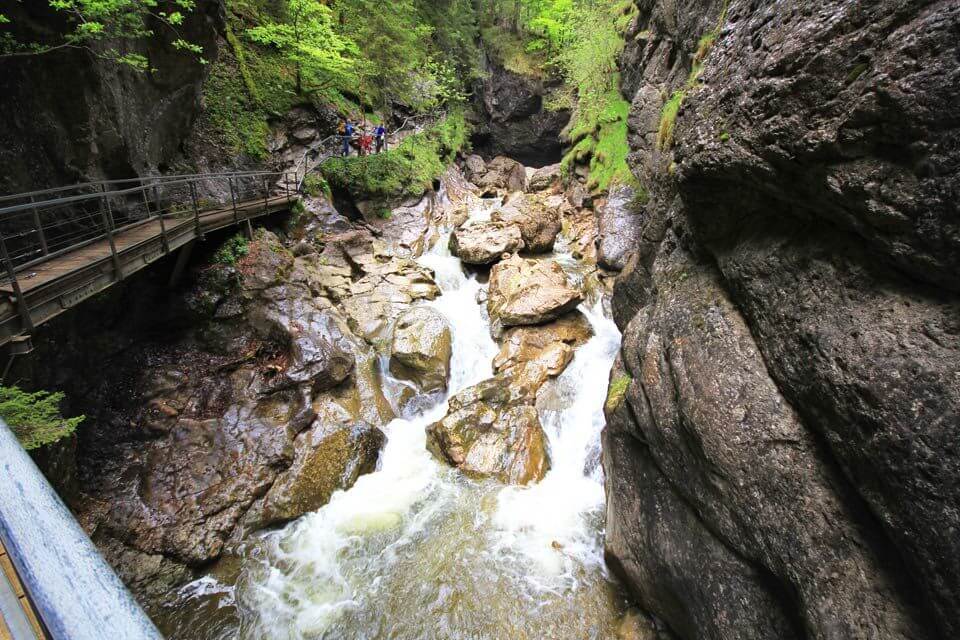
[0,0,224,193]
[472,63,570,167]
[605,1,960,638]
[449,220,525,264]
[488,254,583,328]
[426,365,551,485]
[390,306,453,393]
[597,185,644,271]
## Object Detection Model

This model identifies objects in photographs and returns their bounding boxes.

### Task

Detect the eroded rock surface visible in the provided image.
[597,185,644,271]
[605,0,960,638]
[390,306,453,393]
[488,254,582,328]
[493,193,562,253]
[449,220,525,264]
[426,364,553,485]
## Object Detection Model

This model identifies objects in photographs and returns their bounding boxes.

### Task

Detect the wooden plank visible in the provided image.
[0,542,42,639]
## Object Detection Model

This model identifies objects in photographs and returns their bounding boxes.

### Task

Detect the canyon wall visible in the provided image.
[0,0,224,193]
[604,0,960,638]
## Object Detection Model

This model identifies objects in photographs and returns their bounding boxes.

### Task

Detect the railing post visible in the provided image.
[29,195,48,257]
[189,181,202,237]
[284,172,291,204]
[99,193,123,281]
[0,232,33,333]
[145,183,169,254]
[261,175,269,216]
[229,177,239,224]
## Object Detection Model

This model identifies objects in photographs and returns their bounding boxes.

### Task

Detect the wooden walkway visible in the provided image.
[0,540,43,639]
[0,193,295,347]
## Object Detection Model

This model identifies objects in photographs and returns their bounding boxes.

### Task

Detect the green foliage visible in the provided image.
[0,0,205,69]
[213,233,250,266]
[303,174,332,200]
[321,111,470,201]
[245,0,354,95]
[0,386,84,451]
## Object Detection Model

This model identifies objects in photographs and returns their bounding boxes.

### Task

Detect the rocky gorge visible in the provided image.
[0,0,957,638]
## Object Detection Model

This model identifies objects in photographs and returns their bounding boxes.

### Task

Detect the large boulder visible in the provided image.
[493,193,562,253]
[464,154,487,183]
[527,163,562,192]
[426,366,551,485]
[597,185,645,271]
[493,311,594,372]
[389,307,453,393]
[449,220,525,265]
[488,254,582,328]
[474,156,528,194]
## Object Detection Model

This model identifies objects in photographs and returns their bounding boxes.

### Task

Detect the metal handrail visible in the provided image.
[0,418,162,639]
[0,170,295,205]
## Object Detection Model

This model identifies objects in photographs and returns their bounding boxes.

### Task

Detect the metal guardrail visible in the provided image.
[0,418,162,639]
[0,170,299,334]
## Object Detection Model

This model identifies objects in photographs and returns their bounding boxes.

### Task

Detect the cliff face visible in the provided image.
[0,1,224,194]
[604,1,960,638]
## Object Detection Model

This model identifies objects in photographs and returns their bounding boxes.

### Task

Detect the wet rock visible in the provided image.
[255,420,385,528]
[449,220,525,265]
[488,254,582,327]
[493,193,562,253]
[474,156,528,194]
[527,163,562,192]
[608,0,960,636]
[426,366,551,485]
[464,154,487,182]
[493,311,594,372]
[390,307,453,393]
[597,185,645,271]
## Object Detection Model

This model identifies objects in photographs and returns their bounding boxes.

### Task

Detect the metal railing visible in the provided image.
[0,418,162,639]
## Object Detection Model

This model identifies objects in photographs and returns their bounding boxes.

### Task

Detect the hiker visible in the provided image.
[359,129,374,156]
[375,124,386,153]
[340,120,354,157]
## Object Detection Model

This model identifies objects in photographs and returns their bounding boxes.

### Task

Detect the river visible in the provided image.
[160,196,628,639]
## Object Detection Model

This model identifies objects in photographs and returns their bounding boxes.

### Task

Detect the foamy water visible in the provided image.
[164,198,626,639]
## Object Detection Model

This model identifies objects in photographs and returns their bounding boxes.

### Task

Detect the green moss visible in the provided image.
[561,79,637,193]
[658,90,686,151]
[605,374,632,412]
[847,62,870,83]
[719,131,730,142]
[480,26,544,77]
[303,174,332,200]
[213,233,251,266]
[321,111,470,201]
[0,386,84,451]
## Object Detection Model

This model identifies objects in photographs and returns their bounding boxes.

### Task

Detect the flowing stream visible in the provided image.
[161,197,627,639]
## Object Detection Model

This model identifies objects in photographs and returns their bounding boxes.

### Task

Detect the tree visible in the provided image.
[0,386,84,451]
[246,0,356,95]
[0,0,204,70]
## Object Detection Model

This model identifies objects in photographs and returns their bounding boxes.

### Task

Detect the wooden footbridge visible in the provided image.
[0,170,301,349]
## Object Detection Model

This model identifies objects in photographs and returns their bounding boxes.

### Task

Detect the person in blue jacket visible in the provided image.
[375,124,387,153]
[340,120,354,157]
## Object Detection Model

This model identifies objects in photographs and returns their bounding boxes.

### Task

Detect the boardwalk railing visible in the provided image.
[0,170,300,345]
[0,418,162,639]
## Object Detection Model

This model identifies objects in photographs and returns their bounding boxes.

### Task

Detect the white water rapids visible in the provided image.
[161,199,627,639]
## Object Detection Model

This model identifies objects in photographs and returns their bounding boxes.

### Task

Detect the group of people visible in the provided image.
[338,120,387,157]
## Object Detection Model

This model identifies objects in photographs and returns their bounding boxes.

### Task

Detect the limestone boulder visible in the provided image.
[597,185,645,271]
[474,156,527,194]
[527,163,562,192]
[448,220,524,265]
[426,367,550,485]
[390,307,453,393]
[493,193,562,253]
[488,255,582,327]
[493,311,594,372]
